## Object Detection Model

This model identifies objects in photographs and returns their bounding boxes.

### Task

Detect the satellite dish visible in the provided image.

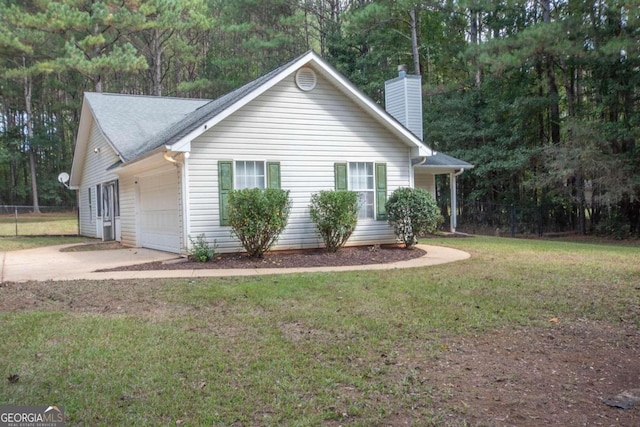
[57,172,70,185]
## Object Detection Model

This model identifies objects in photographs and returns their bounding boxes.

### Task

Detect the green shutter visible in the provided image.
[375,163,387,220]
[334,163,348,190]
[267,162,281,189]
[218,161,233,226]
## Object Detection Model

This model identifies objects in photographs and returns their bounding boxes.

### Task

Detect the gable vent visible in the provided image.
[295,67,317,91]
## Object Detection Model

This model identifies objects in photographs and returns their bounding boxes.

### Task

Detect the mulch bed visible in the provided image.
[98,244,426,271]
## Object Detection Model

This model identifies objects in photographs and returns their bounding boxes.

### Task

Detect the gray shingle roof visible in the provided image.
[421,152,473,168]
[86,54,307,163]
[84,93,209,162]
[85,51,473,170]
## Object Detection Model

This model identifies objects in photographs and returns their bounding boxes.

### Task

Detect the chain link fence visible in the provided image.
[0,206,78,237]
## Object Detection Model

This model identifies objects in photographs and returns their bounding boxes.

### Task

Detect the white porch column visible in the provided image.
[450,172,457,233]
[180,152,191,255]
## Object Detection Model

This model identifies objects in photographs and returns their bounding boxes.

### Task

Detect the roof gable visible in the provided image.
[74,50,435,172]
[167,51,432,157]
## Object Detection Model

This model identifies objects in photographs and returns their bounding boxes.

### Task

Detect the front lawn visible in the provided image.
[0,211,78,237]
[0,236,90,251]
[1,237,638,426]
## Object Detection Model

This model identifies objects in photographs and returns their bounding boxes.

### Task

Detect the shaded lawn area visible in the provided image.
[0,237,639,426]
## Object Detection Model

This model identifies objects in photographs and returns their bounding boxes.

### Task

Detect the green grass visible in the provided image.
[0,211,78,237]
[0,236,90,251]
[0,212,84,250]
[1,236,638,426]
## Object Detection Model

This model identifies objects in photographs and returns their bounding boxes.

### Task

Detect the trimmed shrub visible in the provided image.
[228,188,292,257]
[188,233,217,262]
[386,187,443,247]
[309,190,359,252]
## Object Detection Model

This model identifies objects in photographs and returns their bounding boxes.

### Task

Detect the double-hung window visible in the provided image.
[218,160,281,225]
[349,162,375,219]
[335,162,387,220]
[235,160,266,189]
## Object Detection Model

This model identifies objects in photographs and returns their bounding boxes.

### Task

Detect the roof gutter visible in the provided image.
[164,151,179,163]
[411,152,437,166]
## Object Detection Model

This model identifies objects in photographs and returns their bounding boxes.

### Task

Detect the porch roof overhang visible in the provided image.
[414,152,474,174]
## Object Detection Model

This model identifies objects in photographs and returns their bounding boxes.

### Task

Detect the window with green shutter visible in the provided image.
[219,160,281,225]
[218,161,233,226]
[334,162,387,220]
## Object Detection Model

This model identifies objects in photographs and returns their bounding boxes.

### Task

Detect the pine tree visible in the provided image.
[41,0,148,92]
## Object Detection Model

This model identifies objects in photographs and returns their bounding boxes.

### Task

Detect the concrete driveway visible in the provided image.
[0,243,470,282]
[0,244,178,282]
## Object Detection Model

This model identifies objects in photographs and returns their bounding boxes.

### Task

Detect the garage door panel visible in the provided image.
[139,172,181,253]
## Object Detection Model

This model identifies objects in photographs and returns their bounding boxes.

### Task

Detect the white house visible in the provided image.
[69,51,472,254]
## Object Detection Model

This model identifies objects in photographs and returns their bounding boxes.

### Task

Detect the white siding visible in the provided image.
[138,169,181,252]
[384,75,423,140]
[118,175,136,247]
[78,119,120,238]
[117,158,184,252]
[414,170,436,197]
[188,70,413,253]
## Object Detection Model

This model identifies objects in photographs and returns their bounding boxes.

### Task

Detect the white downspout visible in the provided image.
[450,168,465,233]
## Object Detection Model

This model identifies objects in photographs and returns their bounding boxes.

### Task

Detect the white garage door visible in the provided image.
[139,172,181,253]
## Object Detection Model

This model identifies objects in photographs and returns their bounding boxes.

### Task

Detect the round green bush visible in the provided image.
[309,190,359,252]
[228,188,292,257]
[386,187,443,247]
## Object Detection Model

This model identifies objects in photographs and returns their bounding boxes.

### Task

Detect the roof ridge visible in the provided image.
[84,92,213,102]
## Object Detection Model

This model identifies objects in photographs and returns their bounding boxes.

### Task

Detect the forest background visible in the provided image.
[1,0,638,237]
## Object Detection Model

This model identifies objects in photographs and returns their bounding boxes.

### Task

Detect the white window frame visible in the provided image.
[349,162,375,220]
[235,160,266,189]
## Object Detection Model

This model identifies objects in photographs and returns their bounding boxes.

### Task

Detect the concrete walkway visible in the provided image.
[0,243,470,282]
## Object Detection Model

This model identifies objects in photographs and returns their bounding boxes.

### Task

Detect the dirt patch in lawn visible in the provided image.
[410,321,640,426]
[1,279,638,426]
[97,244,427,271]
[0,280,640,427]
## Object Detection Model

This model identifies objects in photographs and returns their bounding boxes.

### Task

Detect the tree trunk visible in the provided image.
[469,8,481,86]
[560,58,575,118]
[409,8,420,75]
[93,22,103,93]
[5,106,18,205]
[541,0,560,144]
[152,28,163,96]
[23,59,40,214]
